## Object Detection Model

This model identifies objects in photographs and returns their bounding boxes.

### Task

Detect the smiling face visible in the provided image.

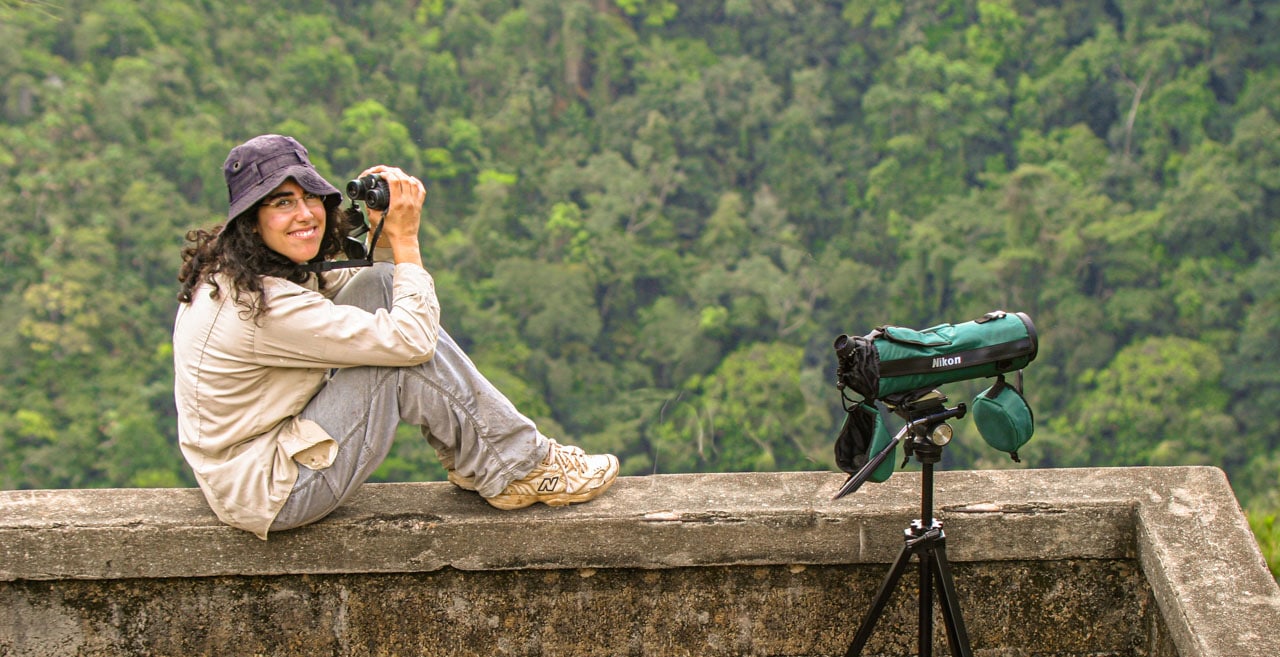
[255,179,326,264]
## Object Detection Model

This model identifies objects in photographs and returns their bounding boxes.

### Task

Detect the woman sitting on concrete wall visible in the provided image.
[172,134,618,539]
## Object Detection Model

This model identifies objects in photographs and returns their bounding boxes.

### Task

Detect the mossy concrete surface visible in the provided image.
[1,467,1277,656]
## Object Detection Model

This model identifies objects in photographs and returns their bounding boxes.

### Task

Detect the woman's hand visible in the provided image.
[359,165,425,267]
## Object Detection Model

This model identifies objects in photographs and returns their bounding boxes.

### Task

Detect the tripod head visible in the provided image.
[883,389,967,464]
[832,388,966,500]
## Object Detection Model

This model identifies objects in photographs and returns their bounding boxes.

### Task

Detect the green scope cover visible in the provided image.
[839,310,1037,400]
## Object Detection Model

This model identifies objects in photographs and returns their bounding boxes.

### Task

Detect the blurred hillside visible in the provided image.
[1,0,1277,571]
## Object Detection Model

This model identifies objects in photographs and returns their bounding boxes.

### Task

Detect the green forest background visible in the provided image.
[1,0,1277,574]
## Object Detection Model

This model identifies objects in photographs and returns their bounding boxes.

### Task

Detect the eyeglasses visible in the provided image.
[260,193,325,214]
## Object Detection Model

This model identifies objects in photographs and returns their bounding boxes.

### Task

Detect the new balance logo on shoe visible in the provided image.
[537,476,560,492]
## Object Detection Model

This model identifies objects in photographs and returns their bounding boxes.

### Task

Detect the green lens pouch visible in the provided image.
[834,401,896,483]
[866,407,895,483]
[972,375,1034,461]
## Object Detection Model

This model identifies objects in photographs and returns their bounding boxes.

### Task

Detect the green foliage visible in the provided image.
[1248,510,1280,580]
[1067,337,1236,467]
[614,0,676,27]
[650,343,828,473]
[1,0,1277,570]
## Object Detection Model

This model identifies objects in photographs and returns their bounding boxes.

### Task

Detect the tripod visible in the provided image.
[834,391,974,657]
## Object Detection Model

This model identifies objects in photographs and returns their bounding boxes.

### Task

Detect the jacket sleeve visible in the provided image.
[251,262,440,369]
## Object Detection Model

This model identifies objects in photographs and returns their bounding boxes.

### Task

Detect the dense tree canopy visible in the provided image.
[1,0,1277,571]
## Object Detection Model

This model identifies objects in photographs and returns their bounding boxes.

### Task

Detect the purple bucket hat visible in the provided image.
[222,134,341,220]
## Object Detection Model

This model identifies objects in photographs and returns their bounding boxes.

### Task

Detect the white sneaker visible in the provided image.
[482,441,619,510]
[437,449,477,491]
[446,468,478,491]
[444,440,587,493]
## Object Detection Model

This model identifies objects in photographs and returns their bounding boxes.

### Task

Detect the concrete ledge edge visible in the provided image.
[4,466,1280,657]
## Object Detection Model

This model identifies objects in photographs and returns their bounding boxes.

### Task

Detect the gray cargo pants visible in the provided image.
[271,263,547,532]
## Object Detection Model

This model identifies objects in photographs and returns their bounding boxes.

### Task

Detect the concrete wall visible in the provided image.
[2,467,1278,656]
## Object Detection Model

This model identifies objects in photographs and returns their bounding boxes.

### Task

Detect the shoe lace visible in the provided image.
[549,443,591,473]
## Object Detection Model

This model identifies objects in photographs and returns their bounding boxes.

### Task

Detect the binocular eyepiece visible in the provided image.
[346,174,391,211]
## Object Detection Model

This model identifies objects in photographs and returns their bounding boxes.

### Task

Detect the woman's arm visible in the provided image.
[253,269,441,369]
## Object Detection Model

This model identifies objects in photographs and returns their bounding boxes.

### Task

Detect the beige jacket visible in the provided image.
[172,260,440,539]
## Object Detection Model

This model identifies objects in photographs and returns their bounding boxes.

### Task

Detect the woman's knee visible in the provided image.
[332,262,394,311]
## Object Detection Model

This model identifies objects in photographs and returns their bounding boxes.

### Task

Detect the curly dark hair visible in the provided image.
[178,199,363,320]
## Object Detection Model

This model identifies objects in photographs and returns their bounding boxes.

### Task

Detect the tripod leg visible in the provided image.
[929,542,974,657]
[919,553,934,657]
[844,543,914,657]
